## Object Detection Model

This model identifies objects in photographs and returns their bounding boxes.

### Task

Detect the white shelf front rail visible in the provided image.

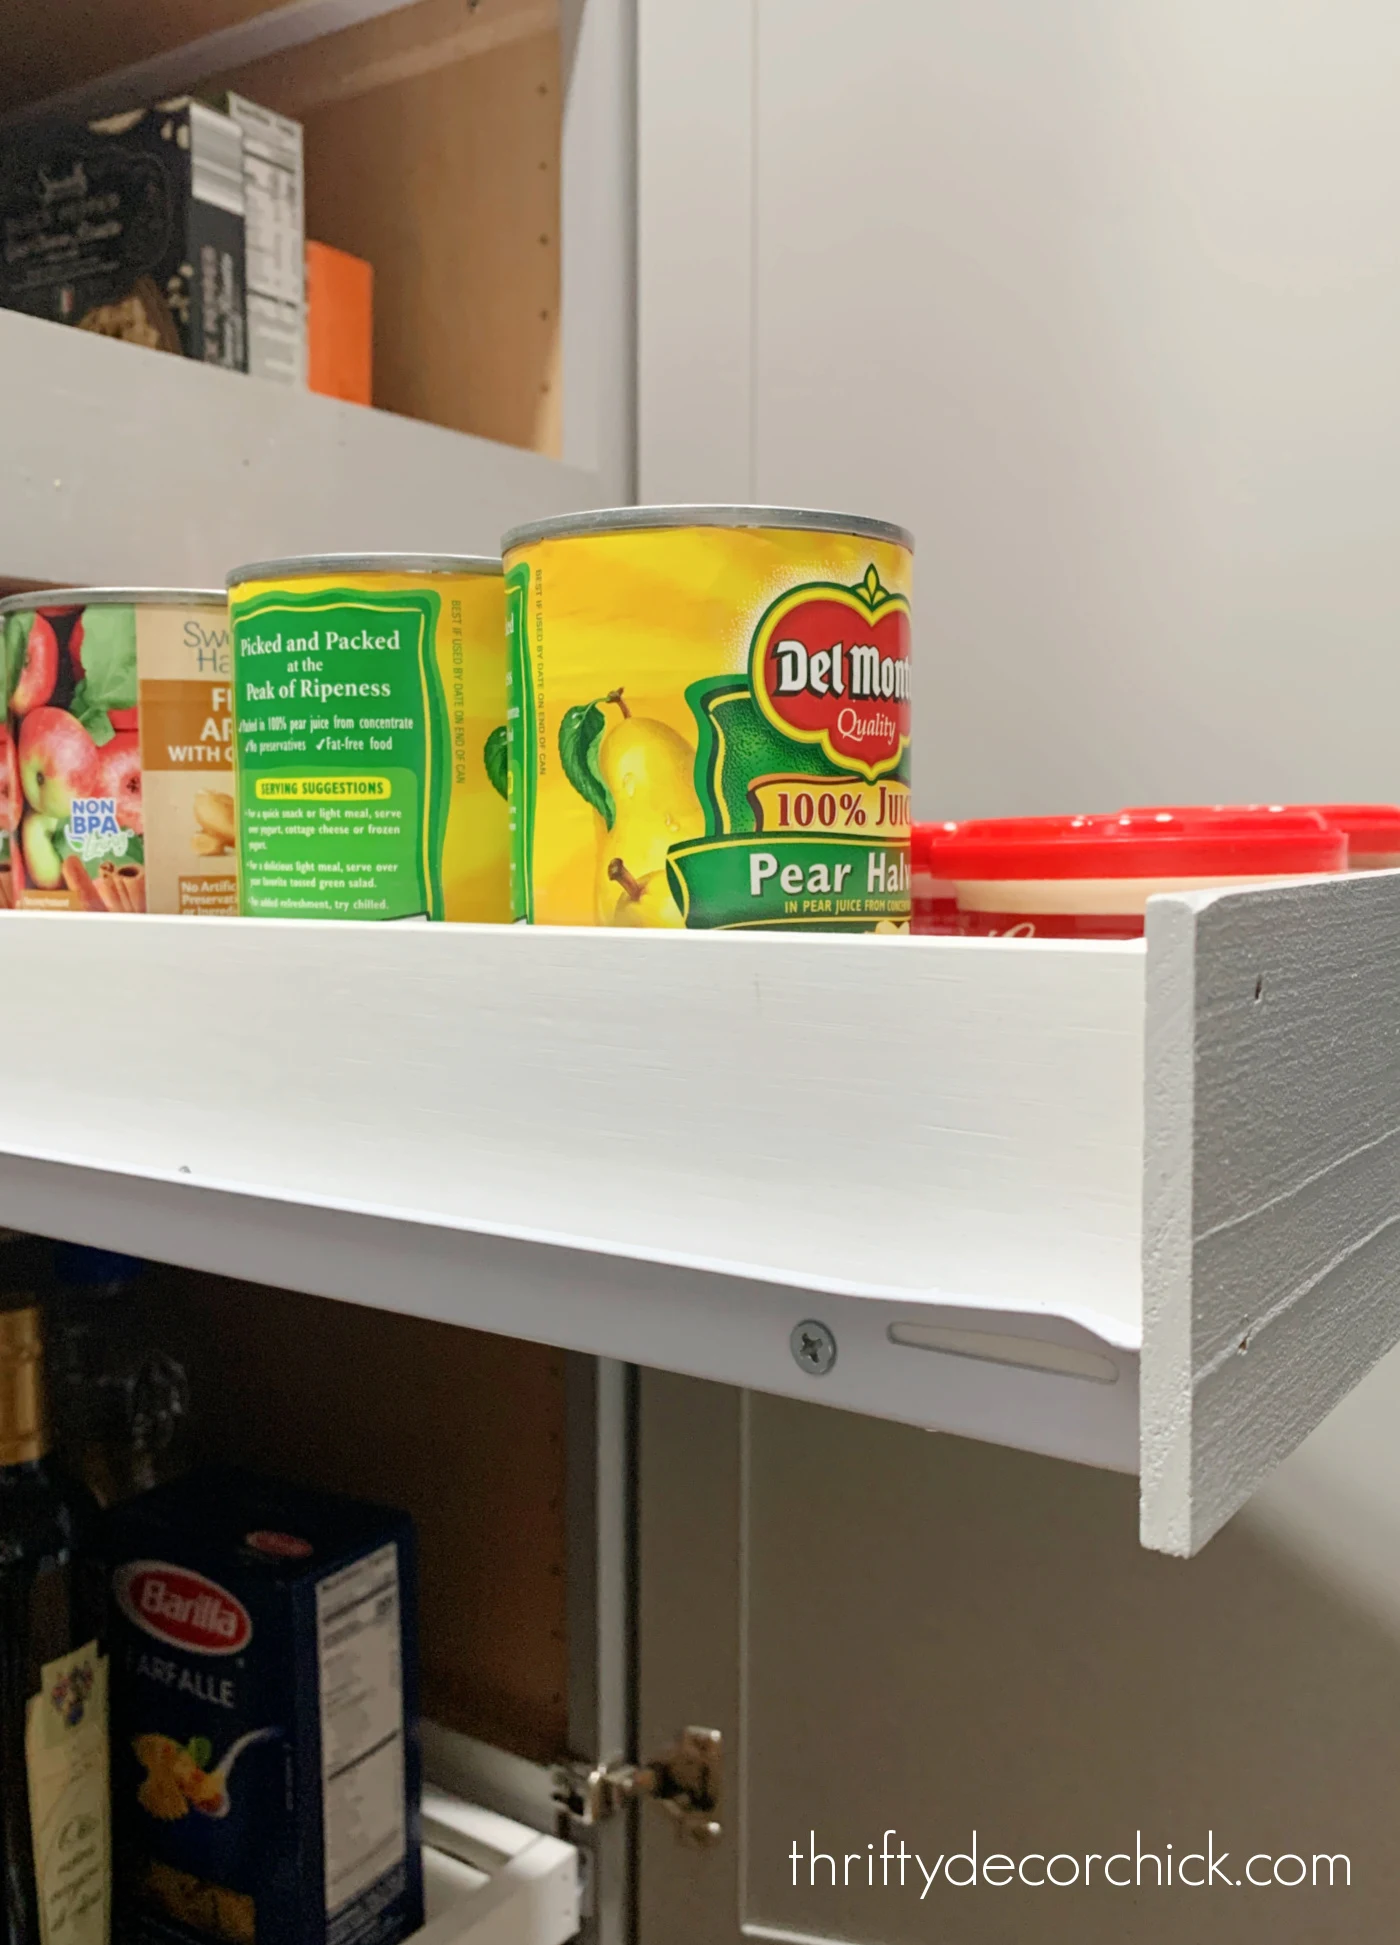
[0,874,1394,1554]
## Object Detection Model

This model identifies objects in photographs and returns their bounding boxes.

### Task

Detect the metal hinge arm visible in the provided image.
[553,1727,722,1848]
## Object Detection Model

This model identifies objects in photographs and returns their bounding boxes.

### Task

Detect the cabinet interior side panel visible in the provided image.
[152,1268,570,1762]
[296,30,562,452]
[0,0,290,112]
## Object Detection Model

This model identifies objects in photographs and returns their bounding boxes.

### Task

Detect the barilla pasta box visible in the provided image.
[106,1467,422,1945]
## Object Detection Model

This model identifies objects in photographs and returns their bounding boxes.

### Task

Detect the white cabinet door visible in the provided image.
[637,1373,1396,1944]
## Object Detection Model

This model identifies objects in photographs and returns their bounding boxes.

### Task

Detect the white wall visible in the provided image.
[642,0,1400,817]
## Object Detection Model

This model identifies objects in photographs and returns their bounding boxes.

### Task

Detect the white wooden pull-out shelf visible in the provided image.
[418,1792,579,1945]
[0,869,1394,1557]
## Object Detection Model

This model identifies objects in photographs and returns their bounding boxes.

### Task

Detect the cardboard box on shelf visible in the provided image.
[306,239,373,406]
[212,92,305,385]
[0,100,247,369]
[107,1466,423,1945]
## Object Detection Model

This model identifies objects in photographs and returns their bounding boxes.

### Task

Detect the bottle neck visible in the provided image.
[0,1305,49,1469]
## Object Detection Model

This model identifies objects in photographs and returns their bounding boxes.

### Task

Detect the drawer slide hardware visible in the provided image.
[553,1726,722,1847]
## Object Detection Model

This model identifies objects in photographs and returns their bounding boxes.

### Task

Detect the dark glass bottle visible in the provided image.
[0,1267,108,1945]
[47,1248,189,1508]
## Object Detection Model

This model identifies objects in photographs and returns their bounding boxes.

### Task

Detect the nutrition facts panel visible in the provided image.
[316,1544,406,1916]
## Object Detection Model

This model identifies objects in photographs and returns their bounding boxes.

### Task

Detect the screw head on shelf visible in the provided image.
[790,1319,837,1377]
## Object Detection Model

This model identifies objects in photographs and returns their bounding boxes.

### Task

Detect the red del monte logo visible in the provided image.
[750,564,911,782]
[114,1561,253,1656]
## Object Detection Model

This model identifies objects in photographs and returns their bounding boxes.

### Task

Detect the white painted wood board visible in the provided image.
[0,915,1144,1471]
[1142,869,1400,1555]
[559,0,636,499]
[636,0,752,503]
[7,872,1397,1532]
[419,1810,580,1945]
[0,916,1145,1330]
[0,308,598,588]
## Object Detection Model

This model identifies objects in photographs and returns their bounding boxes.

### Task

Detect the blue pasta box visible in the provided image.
[106,1466,423,1945]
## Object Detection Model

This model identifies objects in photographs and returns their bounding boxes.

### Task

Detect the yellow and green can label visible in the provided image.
[229,568,510,921]
[504,523,912,930]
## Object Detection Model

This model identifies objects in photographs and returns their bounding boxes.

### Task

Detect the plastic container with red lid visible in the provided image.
[1294,804,1400,869]
[911,820,960,933]
[912,809,1346,939]
[1124,802,1400,871]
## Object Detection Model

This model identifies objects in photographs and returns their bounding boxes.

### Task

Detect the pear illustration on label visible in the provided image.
[506,518,913,931]
[558,689,705,927]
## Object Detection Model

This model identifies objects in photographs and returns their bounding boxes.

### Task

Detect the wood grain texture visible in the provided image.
[0,0,433,123]
[150,1268,570,1761]
[217,0,556,114]
[295,28,562,451]
[0,0,293,113]
[1142,870,1400,1555]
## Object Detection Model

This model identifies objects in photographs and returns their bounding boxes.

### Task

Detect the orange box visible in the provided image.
[305,239,373,405]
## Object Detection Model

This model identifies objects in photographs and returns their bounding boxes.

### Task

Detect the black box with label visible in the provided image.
[0,100,247,368]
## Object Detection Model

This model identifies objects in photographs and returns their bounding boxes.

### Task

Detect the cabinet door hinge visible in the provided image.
[552,1727,722,1848]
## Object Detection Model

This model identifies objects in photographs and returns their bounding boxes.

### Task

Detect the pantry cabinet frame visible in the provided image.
[637,0,752,505]
[0,0,635,589]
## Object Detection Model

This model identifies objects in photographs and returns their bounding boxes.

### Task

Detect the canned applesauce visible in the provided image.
[1,588,234,915]
[501,506,913,930]
[226,554,510,921]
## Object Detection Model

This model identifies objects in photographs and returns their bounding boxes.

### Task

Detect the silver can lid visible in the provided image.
[0,587,224,614]
[500,504,915,553]
[226,552,502,589]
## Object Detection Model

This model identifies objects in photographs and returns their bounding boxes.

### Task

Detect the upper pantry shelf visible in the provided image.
[0,309,597,588]
[0,867,1395,1557]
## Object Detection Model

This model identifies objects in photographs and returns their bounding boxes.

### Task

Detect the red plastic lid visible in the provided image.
[911,822,957,871]
[1294,804,1400,856]
[921,810,1345,880]
[1126,802,1400,863]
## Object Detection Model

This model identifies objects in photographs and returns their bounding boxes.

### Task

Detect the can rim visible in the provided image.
[500,505,915,553]
[0,587,225,614]
[226,553,503,588]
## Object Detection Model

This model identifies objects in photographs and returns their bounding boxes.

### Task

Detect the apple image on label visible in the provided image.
[97,731,142,834]
[10,616,59,715]
[0,729,17,834]
[18,709,99,818]
[20,812,63,890]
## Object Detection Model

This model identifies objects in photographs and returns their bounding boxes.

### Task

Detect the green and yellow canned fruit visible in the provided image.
[503,513,913,932]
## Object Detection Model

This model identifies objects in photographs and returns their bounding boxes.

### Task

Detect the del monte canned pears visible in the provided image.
[226,555,511,921]
[2,590,235,915]
[502,507,913,930]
